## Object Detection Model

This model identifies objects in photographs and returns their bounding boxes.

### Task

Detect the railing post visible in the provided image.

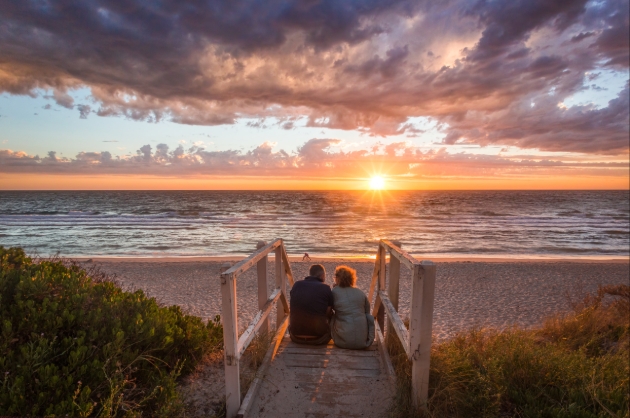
[220,262,240,418]
[275,242,287,329]
[409,261,436,409]
[386,241,401,347]
[256,241,270,335]
[376,242,387,332]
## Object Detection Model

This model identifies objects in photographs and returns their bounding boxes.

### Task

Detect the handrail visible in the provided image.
[280,243,295,286]
[369,239,436,410]
[377,290,410,357]
[238,288,282,357]
[223,238,283,277]
[380,239,420,269]
[220,238,292,418]
[367,248,381,303]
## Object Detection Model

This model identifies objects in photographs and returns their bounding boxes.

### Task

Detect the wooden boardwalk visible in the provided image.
[247,336,394,417]
[221,239,435,417]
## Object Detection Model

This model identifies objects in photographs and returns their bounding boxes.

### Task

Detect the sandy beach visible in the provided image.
[90,257,629,341]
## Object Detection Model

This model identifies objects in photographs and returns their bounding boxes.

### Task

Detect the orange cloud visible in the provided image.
[1,139,628,190]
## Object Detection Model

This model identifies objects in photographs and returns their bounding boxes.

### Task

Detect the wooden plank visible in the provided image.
[386,241,401,348]
[286,368,382,379]
[387,241,401,311]
[277,348,379,357]
[409,264,423,408]
[278,370,384,383]
[281,381,382,393]
[367,248,380,304]
[237,289,281,357]
[379,290,410,357]
[375,321,395,381]
[280,340,378,351]
[252,387,390,415]
[415,261,436,409]
[237,316,288,418]
[256,241,270,336]
[278,292,289,316]
[282,353,381,370]
[271,316,289,361]
[376,244,386,332]
[275,246,285,326]
[256,384,385,405]
[381,239,419,270]
[223,238,282,277]
[283,356,381,370]
[280,243,295,286]
[372,293,382,318]
[220,262,240,418]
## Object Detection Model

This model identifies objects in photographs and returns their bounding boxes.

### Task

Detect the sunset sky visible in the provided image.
[0,0,628,190]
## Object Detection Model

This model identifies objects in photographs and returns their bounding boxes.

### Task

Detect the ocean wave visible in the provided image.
[1,190,627,258]
[140,245,177,250]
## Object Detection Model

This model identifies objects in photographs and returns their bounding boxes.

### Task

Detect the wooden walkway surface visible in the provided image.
[247,336,394,417]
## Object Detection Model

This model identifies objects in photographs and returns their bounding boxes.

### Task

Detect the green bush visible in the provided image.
[0,247,223,417]
[389,284,630,418]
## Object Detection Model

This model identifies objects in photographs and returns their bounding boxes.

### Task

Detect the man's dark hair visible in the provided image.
[309,264,325,278]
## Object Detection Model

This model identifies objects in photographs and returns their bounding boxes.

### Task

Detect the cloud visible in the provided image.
[1,140,627,181]
[76,104,91,119]
[0,0,627,154]
[443,83,630,154]
[50,89,74,109]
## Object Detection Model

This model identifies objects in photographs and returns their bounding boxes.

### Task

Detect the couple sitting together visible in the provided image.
[289,264,375,349]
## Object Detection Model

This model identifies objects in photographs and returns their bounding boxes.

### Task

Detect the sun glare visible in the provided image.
[369,176,385,190]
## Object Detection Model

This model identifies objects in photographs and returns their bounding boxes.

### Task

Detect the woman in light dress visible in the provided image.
[330,266,375,349]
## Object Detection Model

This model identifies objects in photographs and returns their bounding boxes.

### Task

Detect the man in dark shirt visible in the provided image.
[289,264,333,345]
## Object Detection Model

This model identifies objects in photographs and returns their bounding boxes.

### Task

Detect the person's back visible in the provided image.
[330,266,374,349]
[289,264,333,345]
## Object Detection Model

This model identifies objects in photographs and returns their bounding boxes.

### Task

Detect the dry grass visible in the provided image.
[240,330,274,397]
[389,284,630,418]
[179,329,274,418]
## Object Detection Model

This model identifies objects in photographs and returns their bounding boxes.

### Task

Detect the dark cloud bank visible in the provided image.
[0,0,628,154]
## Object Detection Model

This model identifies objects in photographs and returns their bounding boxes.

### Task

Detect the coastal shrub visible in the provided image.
[0,247,223,417]
[389,284,630,418]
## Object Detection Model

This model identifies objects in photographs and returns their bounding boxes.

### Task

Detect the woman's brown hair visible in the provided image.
[334,265,357,288]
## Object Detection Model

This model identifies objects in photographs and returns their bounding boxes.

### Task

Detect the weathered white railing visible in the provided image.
[220,238,435,416]
[368,239,436,409]
[220,238,294,418]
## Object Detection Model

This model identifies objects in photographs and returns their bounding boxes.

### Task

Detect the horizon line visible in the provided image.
[1,189,629,192]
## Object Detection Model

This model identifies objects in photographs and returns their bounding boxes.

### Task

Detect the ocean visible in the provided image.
[0,190,628,259]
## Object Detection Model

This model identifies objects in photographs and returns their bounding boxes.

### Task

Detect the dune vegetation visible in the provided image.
[390,284,630,418]
[0,247,222,417]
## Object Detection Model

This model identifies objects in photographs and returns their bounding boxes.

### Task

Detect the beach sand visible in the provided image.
[90,257,629,341]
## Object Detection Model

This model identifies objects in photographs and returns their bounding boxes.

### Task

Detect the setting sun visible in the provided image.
[369,176,385,190]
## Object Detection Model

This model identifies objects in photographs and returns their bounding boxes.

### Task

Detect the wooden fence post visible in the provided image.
[275,244,286,329]
[376,242,387,332]
[220,262,240,418]
[256,241,270,335]
[386,241,401,347]
[409,261,436,409]
[418,261,436,405]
